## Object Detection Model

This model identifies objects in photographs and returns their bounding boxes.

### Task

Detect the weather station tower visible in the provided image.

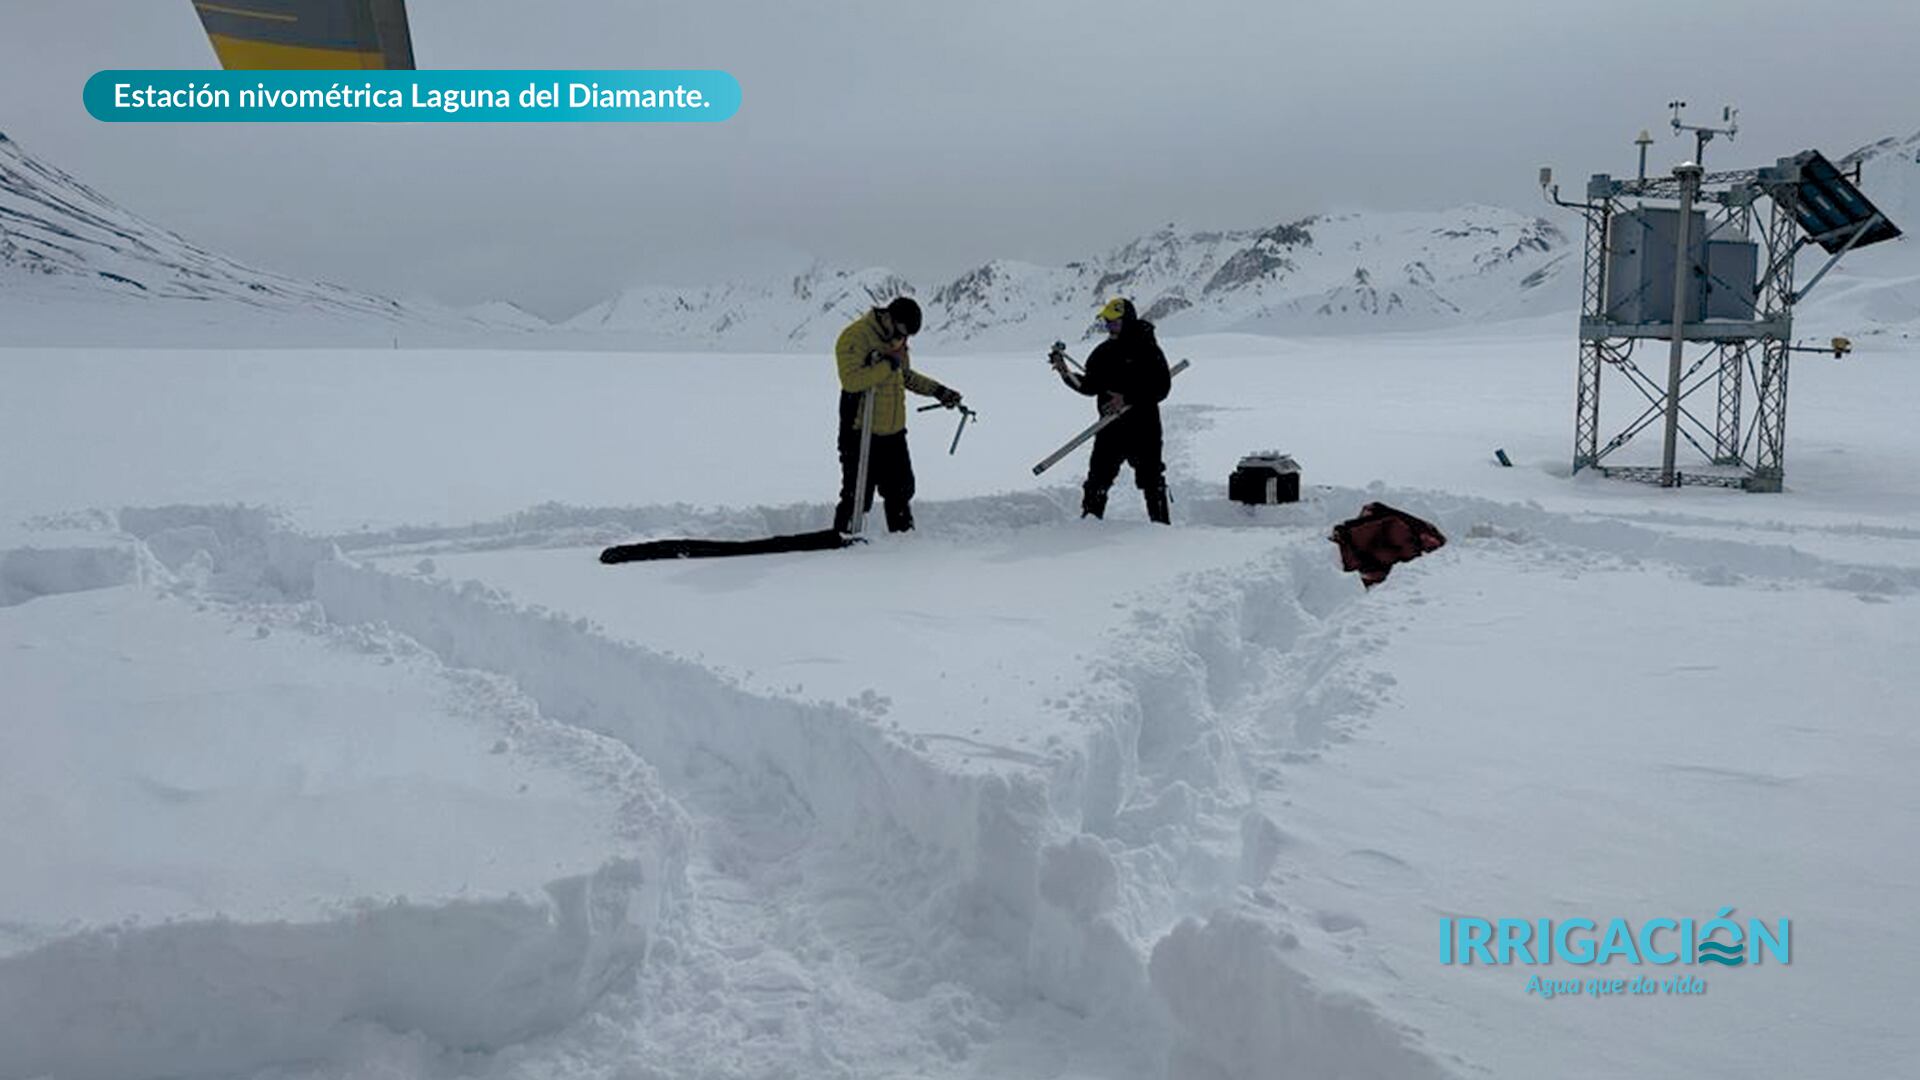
[1542,103,1902,491]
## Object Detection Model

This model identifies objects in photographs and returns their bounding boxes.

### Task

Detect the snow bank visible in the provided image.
[0,861,654,1080]
[0,526,690,1079]
[1150,912,1449,1080]
[0,543,146,606]
[312,554,1052,944]
[3,505,335,607]
[308,500,1461,1077]
[327,487,1072,560]
[320,482,1920,1078]
[29,490,1910,1078]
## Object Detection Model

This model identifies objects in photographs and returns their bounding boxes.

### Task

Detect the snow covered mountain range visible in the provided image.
[6,126,1916,348]
[569,208,1574,351]
[576,131,1920,350]
[0,129,1573,348]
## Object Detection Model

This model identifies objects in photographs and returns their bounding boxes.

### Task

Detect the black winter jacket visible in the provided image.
[1061,321,1172,409]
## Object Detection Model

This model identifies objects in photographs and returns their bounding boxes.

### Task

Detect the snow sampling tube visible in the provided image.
[600,529,857,563]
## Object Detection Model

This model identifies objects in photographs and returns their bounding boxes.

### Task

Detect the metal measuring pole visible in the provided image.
[1033,359,1191,476]
[1662,162,1704,488]
[848,388,876,535]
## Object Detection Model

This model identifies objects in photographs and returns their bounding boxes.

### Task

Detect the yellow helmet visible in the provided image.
[1097,297,1130,323]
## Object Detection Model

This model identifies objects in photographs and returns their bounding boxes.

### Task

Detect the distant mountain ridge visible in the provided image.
[6,125,1914,349]
[576,131,1920,350]
[571,206,1576,350]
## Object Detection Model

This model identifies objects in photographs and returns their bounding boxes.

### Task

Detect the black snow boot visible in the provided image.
[1081,486,1108,520]
[1144,484,1171,525]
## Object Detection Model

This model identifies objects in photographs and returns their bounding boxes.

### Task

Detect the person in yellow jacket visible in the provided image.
[832,297,962,533]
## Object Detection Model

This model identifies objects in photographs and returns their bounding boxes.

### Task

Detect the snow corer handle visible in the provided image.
[1032,358,1189,476]
[916,400,979,455]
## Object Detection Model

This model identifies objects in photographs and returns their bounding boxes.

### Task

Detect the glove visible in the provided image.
[935,386,963,408]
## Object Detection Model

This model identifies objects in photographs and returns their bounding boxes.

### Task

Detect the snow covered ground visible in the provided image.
[4,317,1919,1080]
[0,583,683,1080]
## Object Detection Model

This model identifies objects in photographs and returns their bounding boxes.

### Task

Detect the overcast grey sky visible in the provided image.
[3,0,1918,318]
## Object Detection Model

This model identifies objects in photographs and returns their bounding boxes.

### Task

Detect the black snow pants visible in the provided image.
[834,392,916,533]
[1083,406,1167,520]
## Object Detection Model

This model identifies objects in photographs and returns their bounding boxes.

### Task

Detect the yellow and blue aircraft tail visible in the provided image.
[192,0,415,70]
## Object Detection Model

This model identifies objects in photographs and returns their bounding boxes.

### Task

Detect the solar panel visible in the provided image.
[1786,150,1902,253]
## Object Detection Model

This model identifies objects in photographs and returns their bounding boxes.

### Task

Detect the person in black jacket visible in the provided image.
[1050,297,1173,523]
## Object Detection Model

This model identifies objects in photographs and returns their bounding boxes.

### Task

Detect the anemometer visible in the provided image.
[1668,101,1739,167]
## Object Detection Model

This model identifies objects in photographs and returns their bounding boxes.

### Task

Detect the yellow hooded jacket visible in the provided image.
[835,310,949,436]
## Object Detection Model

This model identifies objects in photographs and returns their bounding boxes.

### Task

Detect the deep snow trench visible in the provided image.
[6,481,1917,1080]
[0,493,1452,1080]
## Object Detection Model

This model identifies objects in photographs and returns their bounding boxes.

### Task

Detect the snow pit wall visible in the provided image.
[39,502,1486,1078]
[0,545,147,606]
[1150,912,1452,1080]
[311,545,1457,1080]
[311,554,1225,1047]
[312,556,1060,953]
[0,859,667,1080]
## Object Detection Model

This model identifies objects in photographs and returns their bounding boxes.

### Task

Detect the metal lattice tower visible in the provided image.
[1546,134,1897,492]
[1572,201,1609,471]
[1748,186,1801,490]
